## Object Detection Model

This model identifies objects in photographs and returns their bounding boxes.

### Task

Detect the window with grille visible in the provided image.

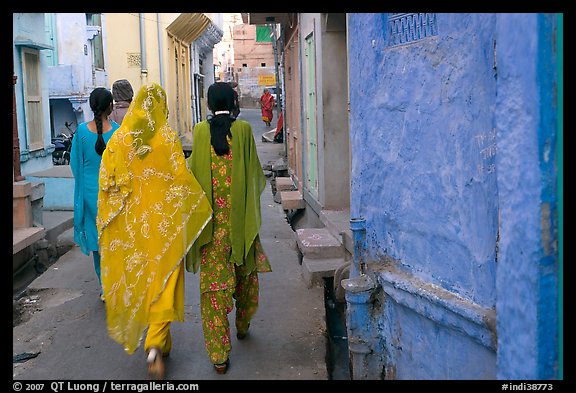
[387,13,438,48]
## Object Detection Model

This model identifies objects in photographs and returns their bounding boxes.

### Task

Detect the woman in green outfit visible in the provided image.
[186,82,272,374]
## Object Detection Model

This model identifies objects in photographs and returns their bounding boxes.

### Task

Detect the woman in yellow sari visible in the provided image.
[97,83,212,380]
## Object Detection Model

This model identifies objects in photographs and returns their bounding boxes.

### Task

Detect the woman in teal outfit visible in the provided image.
[70,87,120,300]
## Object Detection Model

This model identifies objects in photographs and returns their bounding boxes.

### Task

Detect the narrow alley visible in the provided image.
[13,12,563,383]
[13,108,330,380]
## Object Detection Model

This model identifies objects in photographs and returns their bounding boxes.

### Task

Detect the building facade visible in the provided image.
[13,13,55,176]
[213,13,243,83]
[345,12,561,379]
[105,13,223,147]
[246,12,562,380]
[46,13,110,139]
[234,22,276,108]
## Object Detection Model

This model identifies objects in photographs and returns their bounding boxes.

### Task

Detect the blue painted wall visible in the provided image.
[494,13,559,380]
[347,13,559,379]
[13,13,55,175]
[349,13,498,307]
[391,304,496,379]
[26,175,74,211]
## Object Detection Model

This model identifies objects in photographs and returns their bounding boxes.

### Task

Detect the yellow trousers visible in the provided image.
[144,262,185,355]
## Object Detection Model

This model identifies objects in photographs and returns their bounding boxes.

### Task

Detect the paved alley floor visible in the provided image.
[13,108,329,381]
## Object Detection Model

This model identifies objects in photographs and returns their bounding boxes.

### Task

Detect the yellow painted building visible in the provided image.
[104,13,223,148]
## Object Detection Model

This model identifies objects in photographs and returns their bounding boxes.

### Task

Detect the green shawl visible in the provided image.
[185,119,266,274]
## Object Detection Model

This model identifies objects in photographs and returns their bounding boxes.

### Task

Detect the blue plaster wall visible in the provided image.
[347,12,559,379]
[13,13,55,175]
[494,13,559,380]
[348,13,498,307]
[390,302,496,379]
[26,175,74,211]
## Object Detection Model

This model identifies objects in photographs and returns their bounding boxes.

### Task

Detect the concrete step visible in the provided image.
[281,190,305,210]
[271,158,287,172]
[272,158,288,177]
[295,227,344,259]
[302,257,347,288]
[275,176,296,192]
[319,209,354,255]
[43,210,74,245]
[13,227,46,255]
[263,160,274,171]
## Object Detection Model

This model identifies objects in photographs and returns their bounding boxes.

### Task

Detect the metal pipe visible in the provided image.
[343,217,381,379]
[342,274,376,379]
[139,13,148,81]
[277,24,287,158]
[156,13,164,88]
[350,217,367,277]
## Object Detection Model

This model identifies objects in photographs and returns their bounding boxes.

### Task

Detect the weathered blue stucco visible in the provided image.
[556,14,563,380]
[347,13,559,379]
[388,302,496,379]
[494,13,559,380]
[349,13,498,306]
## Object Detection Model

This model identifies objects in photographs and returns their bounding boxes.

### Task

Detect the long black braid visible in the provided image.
[89,87,113,155]
[207,82,236,156]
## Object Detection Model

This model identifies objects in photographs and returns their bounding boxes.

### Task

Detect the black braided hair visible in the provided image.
[207,82,236,156]
[89,87,113,155]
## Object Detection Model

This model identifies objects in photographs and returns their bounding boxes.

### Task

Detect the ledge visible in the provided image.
[14,39,53,50]
[369,261,497,350]
[13,226,45,255]
[319,209,353,255]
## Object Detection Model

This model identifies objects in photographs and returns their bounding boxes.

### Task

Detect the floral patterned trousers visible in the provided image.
[200,267,259,365]
[198,142,265,365]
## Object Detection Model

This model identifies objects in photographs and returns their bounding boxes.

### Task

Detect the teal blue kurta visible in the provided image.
[70,121,120,255]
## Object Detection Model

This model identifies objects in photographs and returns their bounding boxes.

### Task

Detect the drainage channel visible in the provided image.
[280,183,351,380]
[324,277,351,380]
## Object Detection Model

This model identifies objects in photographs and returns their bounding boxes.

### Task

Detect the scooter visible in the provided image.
[52,122,74,165]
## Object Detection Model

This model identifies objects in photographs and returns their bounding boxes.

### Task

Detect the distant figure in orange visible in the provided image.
[259,88,274,127]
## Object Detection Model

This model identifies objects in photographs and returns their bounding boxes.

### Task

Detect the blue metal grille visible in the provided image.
[387,13,438,47]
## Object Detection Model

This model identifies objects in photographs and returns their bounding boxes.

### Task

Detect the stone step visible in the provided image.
[319,209,354,255]
[281,190,305,210]
[302,257,347,288]
[275,176,296,192]
[13,227,46,255]
[43,210,74,245]
[263,160,274,171]
[271,158,287,172]
[295,227,344,259]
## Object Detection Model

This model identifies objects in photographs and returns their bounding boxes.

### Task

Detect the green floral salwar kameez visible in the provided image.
[199,140,271,365]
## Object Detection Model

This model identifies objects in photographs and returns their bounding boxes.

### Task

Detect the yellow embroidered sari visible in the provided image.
[97,83,212,354]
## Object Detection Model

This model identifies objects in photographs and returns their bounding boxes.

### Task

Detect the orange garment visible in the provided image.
[260,91,274,123]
